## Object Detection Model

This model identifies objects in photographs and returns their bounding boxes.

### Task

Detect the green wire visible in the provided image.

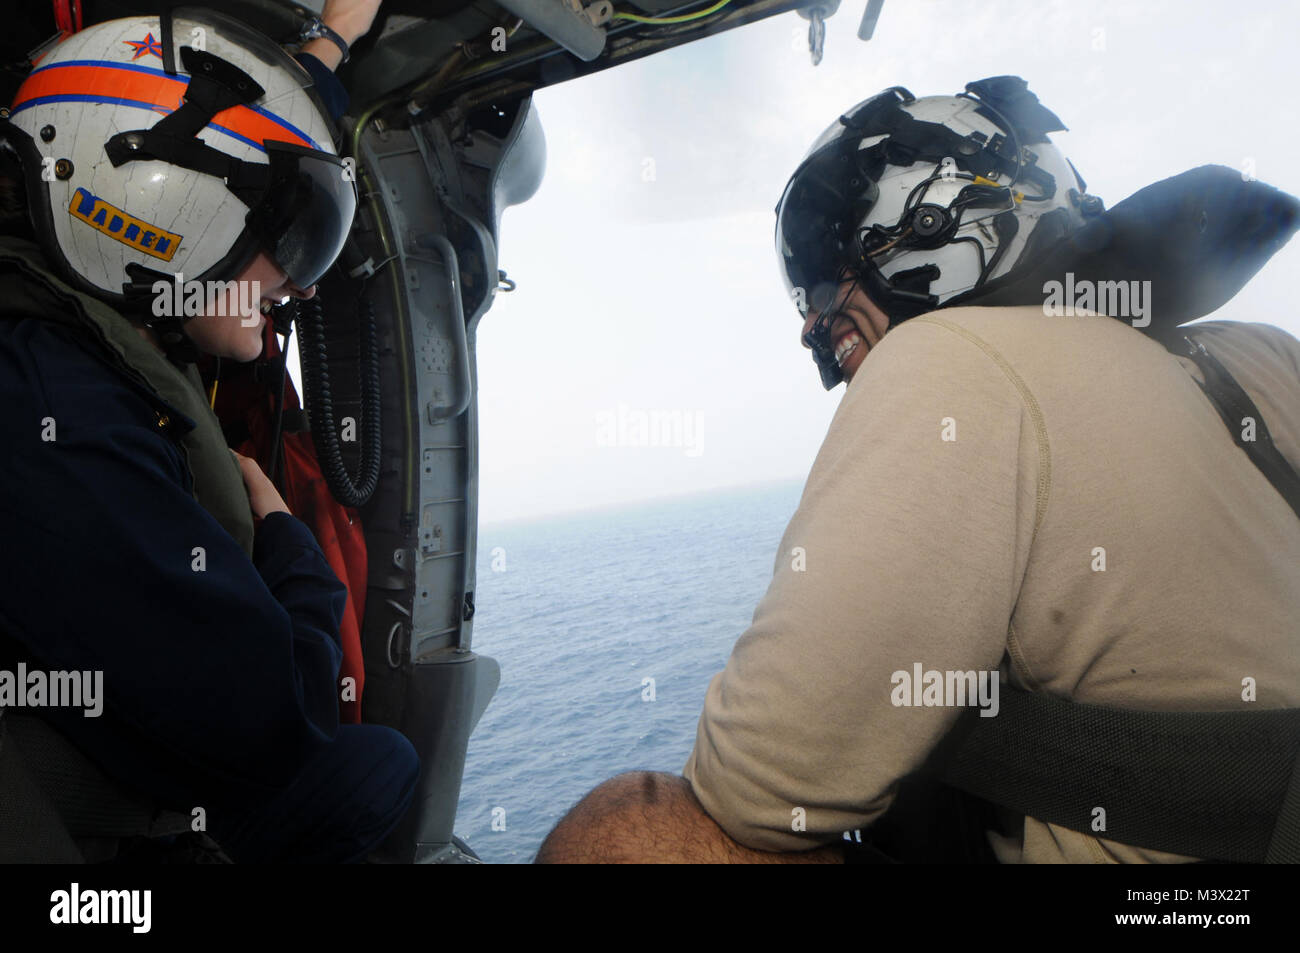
[611,0,733,25]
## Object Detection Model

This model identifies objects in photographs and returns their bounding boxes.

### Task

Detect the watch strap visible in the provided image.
[300,16,350,65]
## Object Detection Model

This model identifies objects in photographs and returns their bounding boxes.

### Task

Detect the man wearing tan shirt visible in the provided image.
[536,78,1300,864]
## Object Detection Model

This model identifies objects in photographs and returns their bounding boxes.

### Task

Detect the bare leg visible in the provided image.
[535,771,843,864]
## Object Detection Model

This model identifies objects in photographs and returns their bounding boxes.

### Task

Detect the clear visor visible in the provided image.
[250,141,357,288]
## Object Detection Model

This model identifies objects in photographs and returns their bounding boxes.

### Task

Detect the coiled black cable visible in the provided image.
[293,293,382,507]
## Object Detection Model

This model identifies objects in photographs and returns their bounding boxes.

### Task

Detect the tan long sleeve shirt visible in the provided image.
[682,305,1300,863]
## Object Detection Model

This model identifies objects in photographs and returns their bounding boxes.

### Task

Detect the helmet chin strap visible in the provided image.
[121,263,202,364]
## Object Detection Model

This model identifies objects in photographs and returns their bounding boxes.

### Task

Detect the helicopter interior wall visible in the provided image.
[348,94,548,859]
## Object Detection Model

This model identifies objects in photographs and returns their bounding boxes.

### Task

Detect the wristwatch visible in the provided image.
[298,16,350,65]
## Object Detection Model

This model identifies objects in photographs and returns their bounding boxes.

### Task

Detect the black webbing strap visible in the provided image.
[839,83,1059,198]
[844,94,1025,187]
[103,46,270,207]
[160,6,177,75]
[1175,330,1300,522]
[932,684,1300,862]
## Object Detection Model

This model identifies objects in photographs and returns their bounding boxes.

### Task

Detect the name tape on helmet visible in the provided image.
[68,188,182,261]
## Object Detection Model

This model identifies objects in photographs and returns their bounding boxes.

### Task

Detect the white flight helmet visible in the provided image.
[3,9,354,309]
[774,76,1104,388]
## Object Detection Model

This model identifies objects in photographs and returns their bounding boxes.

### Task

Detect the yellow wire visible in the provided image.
[208,377,219,409]
[612,0,732,25]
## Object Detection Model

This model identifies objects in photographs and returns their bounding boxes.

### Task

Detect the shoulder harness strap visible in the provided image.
[1173,330,1300,521]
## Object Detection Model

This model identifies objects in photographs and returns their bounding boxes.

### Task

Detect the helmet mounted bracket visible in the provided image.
[103,46,271,210]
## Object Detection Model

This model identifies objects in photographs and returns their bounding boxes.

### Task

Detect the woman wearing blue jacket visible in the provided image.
[0,2,415,862]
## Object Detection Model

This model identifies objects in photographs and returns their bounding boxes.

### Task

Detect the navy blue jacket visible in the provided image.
[0,312,349,811]
[294,52,348,123]
[0,54,354,812]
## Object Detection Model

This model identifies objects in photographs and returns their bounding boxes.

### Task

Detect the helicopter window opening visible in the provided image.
[447,2,1300,866]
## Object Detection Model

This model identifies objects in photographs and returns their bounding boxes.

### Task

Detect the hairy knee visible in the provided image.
[536,771,694,863]
[565,771,681,827]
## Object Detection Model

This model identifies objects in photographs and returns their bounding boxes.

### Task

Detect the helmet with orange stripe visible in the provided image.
[1,9,355,311]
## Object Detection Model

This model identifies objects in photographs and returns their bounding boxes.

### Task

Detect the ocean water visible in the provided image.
[454,479,805,863]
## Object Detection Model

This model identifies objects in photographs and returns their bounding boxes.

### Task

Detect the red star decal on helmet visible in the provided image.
[123,33,164,61]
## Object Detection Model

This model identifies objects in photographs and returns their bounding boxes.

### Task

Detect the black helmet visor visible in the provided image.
[250,140,357,288]
[773,138,879,320]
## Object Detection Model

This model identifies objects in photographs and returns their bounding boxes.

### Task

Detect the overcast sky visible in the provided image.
[448,0,1300,524]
